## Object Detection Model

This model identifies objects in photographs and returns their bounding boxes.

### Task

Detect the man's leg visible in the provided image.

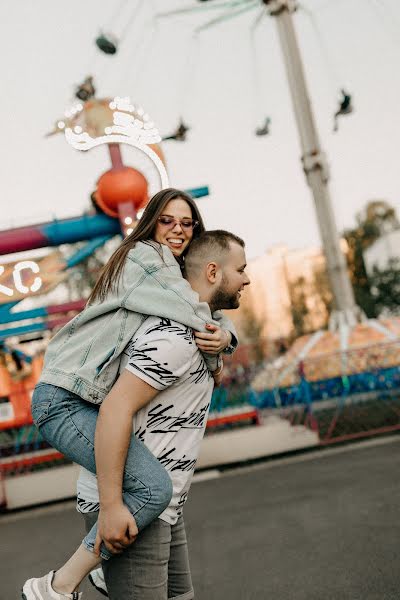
[168,517,194,600]
[83,513,194,599]
[103,518,172,600]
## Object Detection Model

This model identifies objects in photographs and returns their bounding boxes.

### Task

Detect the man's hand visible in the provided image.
[194,324,231,354]
[94,502,138,556]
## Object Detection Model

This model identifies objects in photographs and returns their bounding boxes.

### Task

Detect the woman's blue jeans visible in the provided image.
[31,383,173,560]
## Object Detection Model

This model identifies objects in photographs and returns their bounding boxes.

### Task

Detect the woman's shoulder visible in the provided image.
[127,240,177,268]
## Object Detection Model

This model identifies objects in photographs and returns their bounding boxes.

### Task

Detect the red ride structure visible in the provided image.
[0,87,209,510]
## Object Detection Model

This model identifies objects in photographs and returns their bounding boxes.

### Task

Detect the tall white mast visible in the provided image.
[264,0,359,328]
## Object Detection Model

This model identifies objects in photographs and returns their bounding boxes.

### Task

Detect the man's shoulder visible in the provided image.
[126,317,199,384]
[136,316,195,346]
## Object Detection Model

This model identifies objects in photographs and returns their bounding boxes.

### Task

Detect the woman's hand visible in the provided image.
[194,324,231,355]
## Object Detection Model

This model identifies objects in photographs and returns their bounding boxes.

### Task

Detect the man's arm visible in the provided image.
[94,370,158,556]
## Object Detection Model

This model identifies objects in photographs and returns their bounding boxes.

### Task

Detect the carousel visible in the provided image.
[252,318,400,406]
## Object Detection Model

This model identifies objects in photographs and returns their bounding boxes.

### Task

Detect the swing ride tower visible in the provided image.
[156,0,359,328]
[264,0,359,328]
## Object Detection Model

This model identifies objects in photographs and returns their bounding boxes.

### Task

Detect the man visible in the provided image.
[78,230,250,599]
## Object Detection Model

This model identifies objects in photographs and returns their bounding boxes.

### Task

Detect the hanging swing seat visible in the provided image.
[96,33,118,55]
[338,91,353,115]
[162,120,190,142]
[75,76,96,102]
[333,89,354,132]
[255,117,271,136]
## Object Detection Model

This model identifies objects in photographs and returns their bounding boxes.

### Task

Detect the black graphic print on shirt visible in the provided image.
[76,316,214,524]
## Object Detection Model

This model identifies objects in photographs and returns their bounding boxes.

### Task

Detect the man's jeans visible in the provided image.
[84,512,194,600]
[31,383,173,560]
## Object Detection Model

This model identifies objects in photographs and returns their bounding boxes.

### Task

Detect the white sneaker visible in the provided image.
[88,567,108,597]
[22,570,82,600]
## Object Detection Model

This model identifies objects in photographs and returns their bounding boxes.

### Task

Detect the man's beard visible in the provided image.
[210,276,239,311]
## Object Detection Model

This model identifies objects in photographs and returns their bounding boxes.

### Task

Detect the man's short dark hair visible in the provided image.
[184,230,245,277]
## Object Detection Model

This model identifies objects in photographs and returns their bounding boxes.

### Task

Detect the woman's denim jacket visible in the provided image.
[40,241,238,405]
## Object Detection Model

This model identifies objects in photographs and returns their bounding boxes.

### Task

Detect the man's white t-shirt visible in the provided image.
[76,316,214,524]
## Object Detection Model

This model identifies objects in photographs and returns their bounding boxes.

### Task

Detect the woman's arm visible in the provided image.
[122,243,238,369]
[122,242,216,331]
[124,242,239,349]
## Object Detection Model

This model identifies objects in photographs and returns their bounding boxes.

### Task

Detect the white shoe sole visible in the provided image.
[88,572,108,597]
[22,578,40,600]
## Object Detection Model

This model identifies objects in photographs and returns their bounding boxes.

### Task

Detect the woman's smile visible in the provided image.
[167,238,185,249]
[154,199,194,256]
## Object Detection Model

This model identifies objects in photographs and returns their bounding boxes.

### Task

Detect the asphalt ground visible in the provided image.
[2,436,400,600]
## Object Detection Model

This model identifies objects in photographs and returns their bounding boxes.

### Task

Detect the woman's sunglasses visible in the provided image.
[157,216,199,230]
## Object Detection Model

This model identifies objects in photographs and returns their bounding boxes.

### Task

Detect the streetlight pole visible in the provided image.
[264,0,360,329]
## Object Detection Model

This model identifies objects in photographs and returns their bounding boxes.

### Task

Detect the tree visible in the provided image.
[288,265,331,338]
[233,288,266,363]
[369,258,400,315]
[313,261,333,326]
[289,276,310,337]
[343,199,399,317]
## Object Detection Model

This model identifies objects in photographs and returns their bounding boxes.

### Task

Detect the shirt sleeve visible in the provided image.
[124,321,194,390]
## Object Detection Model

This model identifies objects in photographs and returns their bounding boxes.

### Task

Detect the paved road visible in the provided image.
[2,437,400,600]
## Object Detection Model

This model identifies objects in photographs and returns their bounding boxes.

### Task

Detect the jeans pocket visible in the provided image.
[31,384,58,426]
[31,401,52,426]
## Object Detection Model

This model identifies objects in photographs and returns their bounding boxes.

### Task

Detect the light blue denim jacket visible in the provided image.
[40,241,237,404]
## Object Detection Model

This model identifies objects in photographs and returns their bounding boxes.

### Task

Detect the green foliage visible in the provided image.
[369,258,400,315]
[343,199,399,317]
[288,264,331,338]
[289,276,310,338]
[237,289,266,363]
[313,262,333,320]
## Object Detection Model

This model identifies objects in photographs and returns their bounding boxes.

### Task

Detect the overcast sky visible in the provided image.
[2,0,400,260]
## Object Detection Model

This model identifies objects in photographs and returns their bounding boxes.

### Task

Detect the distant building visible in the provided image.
[230,243,337,341]
[363,229,400,275]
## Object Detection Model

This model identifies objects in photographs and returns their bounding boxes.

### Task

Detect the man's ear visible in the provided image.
[206,261,219,283]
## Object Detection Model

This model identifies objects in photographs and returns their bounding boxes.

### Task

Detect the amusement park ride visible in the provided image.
[0,74,210,508]
[1,0,399,509]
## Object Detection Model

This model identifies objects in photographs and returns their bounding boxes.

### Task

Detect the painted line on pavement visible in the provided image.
[200,434,400,481]
[192,469,220,483]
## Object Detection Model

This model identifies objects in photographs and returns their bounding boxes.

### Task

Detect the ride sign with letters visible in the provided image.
[0,252,66,304]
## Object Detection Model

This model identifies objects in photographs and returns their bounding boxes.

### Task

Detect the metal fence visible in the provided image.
[2,341,400,486]
[217,340,400,445]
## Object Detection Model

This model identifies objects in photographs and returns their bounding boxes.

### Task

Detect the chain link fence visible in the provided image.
[2,341,400,492]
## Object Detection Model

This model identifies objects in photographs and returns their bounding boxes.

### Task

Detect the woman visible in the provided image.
[22,188,236,600]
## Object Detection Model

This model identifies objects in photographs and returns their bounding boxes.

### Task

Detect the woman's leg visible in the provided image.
[32,384,172,550]
[52,546,102,595]
[29,384,172,593]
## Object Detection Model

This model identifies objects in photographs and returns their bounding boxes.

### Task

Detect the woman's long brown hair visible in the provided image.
[87,188,206,304]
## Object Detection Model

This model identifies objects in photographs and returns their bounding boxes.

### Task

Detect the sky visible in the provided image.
[1,0,400,260]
